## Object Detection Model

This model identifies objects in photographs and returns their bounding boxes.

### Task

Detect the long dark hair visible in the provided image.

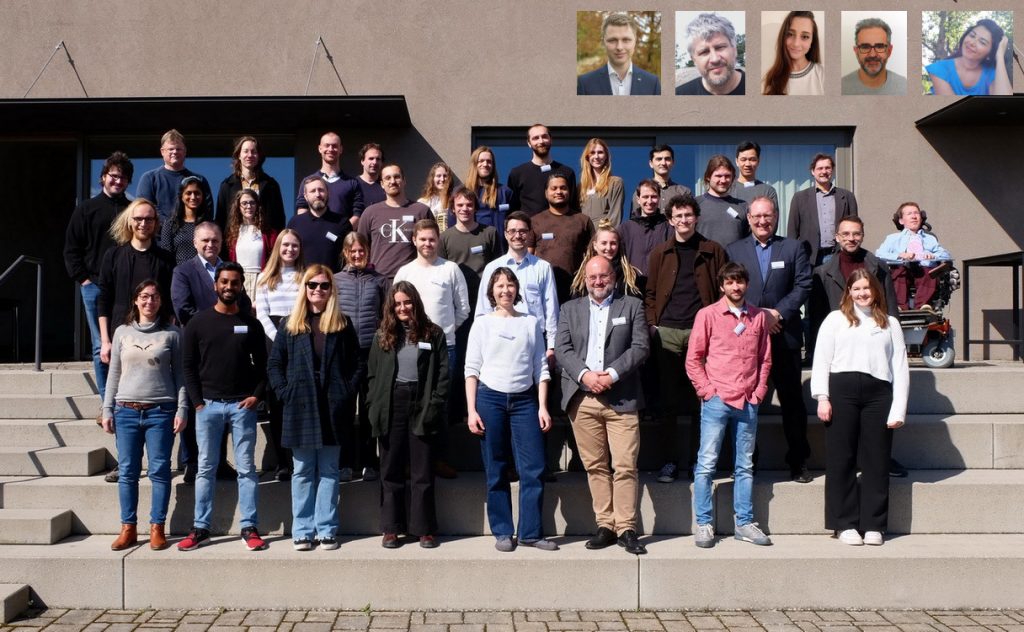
[225,188,267,250]
[231,135,266,178]
[170,176,209,233]
[125,279,167,326]
[762,11,821,95]
[377,281,437,352]
[953,19,1006,68]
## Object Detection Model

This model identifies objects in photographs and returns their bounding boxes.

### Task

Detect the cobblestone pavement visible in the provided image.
[4,609,1024,632]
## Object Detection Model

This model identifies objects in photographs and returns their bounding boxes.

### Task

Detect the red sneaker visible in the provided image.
[177,528,210,551]
[241,526,268,551]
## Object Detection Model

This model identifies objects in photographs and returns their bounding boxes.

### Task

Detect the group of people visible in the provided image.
[578,12,1011,97]
[63,123,951,554]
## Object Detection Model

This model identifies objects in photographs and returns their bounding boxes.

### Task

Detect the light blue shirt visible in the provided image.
[875,229,951,267]
[475,252,560,349]
[199,255,222,281]
[578,294,620,387]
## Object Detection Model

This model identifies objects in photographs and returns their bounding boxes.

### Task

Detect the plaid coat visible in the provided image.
[267,317,362,450]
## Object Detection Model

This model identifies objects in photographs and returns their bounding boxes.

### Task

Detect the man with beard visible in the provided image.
[180,262,269,551]
[630,145,692,216]
[675,13,746,96]
[355,143,387,213]
[577,13,661,96]
[356,163,433,280]
[294,131,364,225]
[287,175,351,271]
[729,141,779,208]
[530,174,595,304]
[788,153,858,267]
[695,155,750,247]
[507,124,578,216]
[841,18,907,95]
[618,180,671,292]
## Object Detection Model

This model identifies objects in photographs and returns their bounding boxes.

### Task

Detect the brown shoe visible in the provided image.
[149,523,167,550]
[111,524,137,551]
[433,460,458,479]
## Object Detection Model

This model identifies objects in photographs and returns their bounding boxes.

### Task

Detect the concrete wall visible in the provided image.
[0,0,1020,357]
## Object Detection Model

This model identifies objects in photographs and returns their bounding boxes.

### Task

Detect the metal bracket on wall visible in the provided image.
[23,40,89,98]
[304,35,349,96]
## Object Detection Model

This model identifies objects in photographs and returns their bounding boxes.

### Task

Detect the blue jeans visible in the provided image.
[114,403,175,525]
[80,282,107,399]
[476,383,545,541]
[693,395,758,527]
[290,446,341,540]
[194,399,258,530]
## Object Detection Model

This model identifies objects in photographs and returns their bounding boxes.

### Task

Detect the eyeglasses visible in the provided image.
[131,216,156,224]
[856,43,889,53]
[239,200,258,207]
[506,229,530,236]
[306,281,331,291]
[105,172,126,182]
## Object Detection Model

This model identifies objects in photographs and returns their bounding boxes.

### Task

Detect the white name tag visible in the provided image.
[743,181,755,188]
[771,261,785,270]
[612,317,627,326]
[734,322,746,336]
[727,207,739,218]
[541,232,554,241]
[325,231,338,242]
[431,279,445,287]
[470,245,484,254]
[586,188,596,196]
[403,215,414,222]
[417,341,431,350]
[540,164,552,173]
[498,204,510,212]
[233,325,249,334]
[498,331,516,341]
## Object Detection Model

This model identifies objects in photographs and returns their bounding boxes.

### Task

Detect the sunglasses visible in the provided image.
[306,281,331,290]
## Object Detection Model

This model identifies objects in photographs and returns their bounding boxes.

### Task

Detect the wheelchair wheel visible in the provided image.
[921,338,955,369]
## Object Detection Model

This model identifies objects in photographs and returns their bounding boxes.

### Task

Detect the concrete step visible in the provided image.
[0,447,106,476]
[3,470,1022,537]
[0,534,1021,610]
[0,509,73,544]
[0,583,30,624]
[0,395,98,420]
[0,370,95,396]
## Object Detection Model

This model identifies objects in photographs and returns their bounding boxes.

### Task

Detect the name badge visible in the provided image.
[743,181,755,188]
[498,331,516,341]
[498,204,510,212]
[586,188,596,196]
[734,322,746,336]
[540,164,552,173]
[771,261,785,270]
[233,325,249,334]
[612,317,627,326]
[431,279,445,286]
[417,341,432,350]
[470,245,484,254]
[403,215,414,222]
[325,231,338,242]
[727,207,739,218]
[541,232,554,241]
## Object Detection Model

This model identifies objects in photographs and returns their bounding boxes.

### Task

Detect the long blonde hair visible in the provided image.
[109,199,159,246]
[257,228,304,292]
[466,146,499,208]
[284,264,347,335]
[579,138,612,204]
[419,162,454,211]
[569,222,641,297]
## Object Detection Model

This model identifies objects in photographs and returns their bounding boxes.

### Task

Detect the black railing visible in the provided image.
[0,255,43,371]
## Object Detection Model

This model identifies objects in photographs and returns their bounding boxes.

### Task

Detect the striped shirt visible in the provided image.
[255,267,300,341]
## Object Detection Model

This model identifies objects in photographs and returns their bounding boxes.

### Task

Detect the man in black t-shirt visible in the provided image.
[507,124,578,216]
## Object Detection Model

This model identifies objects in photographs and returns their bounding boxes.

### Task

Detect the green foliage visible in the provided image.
[920,10,1015,93]
[576,10,662,79]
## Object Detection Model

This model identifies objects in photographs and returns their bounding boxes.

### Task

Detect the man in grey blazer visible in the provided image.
[577,13,661,96]
[555,257,650,554]
[787,153,859,267]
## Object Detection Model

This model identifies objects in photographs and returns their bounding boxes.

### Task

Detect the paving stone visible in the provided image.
[82,624,108,632]
[56,612,105,626]
[880,615,936,625]
[408,626,445,632]
[762,625,803,632]
[848,614,888,624]
[527,613,560,623]
[722,627,764,632]
[718,616,759,628]
[896,624,940,632]
[817,614,854,623]
[207,627,246,632]
[661,622,695,632]
[240,612,284,627]
[41,625,86,632]
[370,615,409,629]
[409,614,425,626]
[655,614,687,622]
[334,615,372,630]
[686,618,724,631]
[968,618,1018,627]
[132,614,154,625]
[486,625,514,632]
[425,614,462,625]
[293,624,333,632]
[623,615,658,621]
[307,613,340,624]
[788,614,824,623]
[448,625,483,632]
[946,628,988,632]
[625,620,664,632]
[181,617,217,625]
[97,617,136,624]
[560,614,582,623]
[581,614,623,623]
[509,624,547,632]
[284,613,307,623]
[934,620,975,628]
[465,614,512,625]
[211,612,246,627]
[151,613,186,623]
[795,623,822,632]
[549,624,598,631]
[174,625,211,632]
[751,612,793,626]
[597,624,628,632]
[104,625,139,632]
[995,626,1024,632]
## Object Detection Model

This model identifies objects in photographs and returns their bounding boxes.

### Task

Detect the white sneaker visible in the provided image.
[838,529,864,546]
[863,531,883,546]
[338,467,354,482]
[362,467,379,482]
[694,523,715,548]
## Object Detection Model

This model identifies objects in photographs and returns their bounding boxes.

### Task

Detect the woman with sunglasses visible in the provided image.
[268,264,361,551]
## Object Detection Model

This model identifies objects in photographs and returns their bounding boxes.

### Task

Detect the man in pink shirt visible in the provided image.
[685,261,772,548]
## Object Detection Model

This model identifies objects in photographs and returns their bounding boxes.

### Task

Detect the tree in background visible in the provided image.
[577,11,661,78]
[921,10,1013,93]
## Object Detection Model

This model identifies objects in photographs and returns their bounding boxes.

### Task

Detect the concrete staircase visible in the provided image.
[0,362,1022,611]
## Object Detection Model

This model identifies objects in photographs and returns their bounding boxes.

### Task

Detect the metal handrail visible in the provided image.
[0,255,43,371]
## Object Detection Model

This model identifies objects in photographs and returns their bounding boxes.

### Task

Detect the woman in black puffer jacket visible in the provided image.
[334,232,388,481]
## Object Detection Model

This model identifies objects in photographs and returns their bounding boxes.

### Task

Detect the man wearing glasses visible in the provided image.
[841,18,907,95]
[136,129,213,221]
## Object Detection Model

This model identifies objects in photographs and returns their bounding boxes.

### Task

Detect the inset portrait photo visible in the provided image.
[577,11,662,96]
[841,12,908,95]
[922,11,1013,95]
[674,11,746,95]
[761,11,826,95]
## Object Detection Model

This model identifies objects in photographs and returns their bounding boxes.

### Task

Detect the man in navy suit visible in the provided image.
[725,197,813,483]
[170,222,251,326]
[577,13,661,96]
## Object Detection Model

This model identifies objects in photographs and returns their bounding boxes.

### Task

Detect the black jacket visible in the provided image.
[97,243,176,328]
[63,192,130,284]
[216,172,286,232]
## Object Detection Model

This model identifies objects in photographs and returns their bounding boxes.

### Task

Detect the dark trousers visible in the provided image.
[769,340,810,470]
[825,372,893,532]
[654,326,700,468]
[378,382,436,536]
[340,348,378,470]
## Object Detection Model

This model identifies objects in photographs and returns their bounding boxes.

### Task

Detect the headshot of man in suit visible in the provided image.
[577,12,662,96]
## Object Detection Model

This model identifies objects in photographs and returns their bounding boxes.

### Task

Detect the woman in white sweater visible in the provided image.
[811,268,909,546]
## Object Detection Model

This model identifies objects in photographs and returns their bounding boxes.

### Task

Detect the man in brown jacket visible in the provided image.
[644,193,727,482]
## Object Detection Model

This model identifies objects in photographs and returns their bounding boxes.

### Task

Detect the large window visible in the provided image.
[474,127,852,232]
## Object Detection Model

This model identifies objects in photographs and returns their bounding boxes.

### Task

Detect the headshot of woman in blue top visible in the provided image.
[926,18,1012,95]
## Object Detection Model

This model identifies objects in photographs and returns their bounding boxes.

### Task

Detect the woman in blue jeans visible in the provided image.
[268,264,361,551]
[465,267,554,552]
[101,279,188,551]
